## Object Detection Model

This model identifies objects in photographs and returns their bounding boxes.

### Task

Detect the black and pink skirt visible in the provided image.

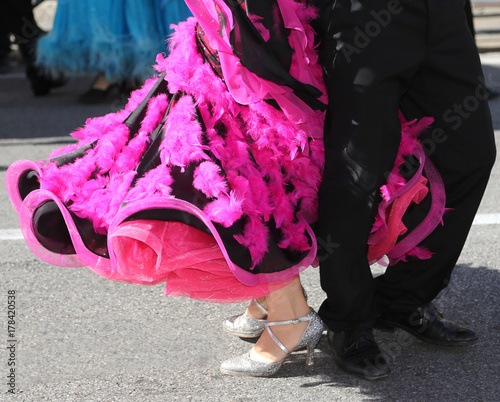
[6,5,446,303]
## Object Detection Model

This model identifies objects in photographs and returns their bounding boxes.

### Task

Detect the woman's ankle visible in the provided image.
[92,73,115,91]
[250,319,310,363]
[266,277,309,321]
[245,298,268,319]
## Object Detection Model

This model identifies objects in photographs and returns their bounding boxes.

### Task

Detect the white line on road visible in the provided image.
[480,54,500,65]
[472,213,500,225]
[0,229,24,240]
[1,213,499,241]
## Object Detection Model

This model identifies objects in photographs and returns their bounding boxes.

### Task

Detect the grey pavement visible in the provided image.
[1,7,500,402]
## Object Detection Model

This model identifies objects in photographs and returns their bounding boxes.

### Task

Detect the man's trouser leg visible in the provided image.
[315,0,496,331]
[373,0,496,313]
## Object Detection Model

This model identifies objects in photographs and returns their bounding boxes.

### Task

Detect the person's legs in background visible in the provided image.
[464,0,498,99]
[0,0,66,95]
[0,33,11,73]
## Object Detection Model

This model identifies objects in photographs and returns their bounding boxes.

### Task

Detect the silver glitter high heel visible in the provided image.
[220,309,324,377]
[222,288,308,338]
[222,299,268,338]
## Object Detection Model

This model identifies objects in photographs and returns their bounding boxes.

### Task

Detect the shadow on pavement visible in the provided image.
[0,71,129,139]
[2,62,499,143]
[270,264,500,400]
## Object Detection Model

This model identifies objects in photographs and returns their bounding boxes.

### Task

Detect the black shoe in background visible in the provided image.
[328,327,390,380]
[78,84,120,105]
[375,303,478,346]
[0,56,11,74]
[26,65,67,96]
[0,63,10,74]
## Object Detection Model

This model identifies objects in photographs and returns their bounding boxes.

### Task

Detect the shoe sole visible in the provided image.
[220,349,311,377]
[219,364,283,377]
[222,326,264,339]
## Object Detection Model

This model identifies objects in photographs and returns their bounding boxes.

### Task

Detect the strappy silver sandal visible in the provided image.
[222,299,268,338]
[220,308,324,377]
[222,288,308,338]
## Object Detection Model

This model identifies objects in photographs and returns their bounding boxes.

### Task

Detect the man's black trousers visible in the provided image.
[312,0,496,331]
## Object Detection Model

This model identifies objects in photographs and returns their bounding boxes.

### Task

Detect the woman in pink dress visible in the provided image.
[6,0,442,377]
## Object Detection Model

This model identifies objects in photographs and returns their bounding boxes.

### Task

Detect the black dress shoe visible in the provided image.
[376,303,478,346]
[78,84,120,105]
[0,60,11,74]
[26,65,68,96]
[328,327,390,380]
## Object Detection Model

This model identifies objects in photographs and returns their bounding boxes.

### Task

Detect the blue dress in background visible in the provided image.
[37,0,191,82]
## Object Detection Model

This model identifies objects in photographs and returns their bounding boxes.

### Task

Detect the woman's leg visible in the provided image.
[244,298,268,320]
[249,276,310,363]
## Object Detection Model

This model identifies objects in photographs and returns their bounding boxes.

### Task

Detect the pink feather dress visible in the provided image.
[5,0,446,303]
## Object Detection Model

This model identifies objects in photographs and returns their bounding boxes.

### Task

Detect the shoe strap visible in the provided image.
[266,326,290,355]
[265,310,313,355]
[253,299,268,316]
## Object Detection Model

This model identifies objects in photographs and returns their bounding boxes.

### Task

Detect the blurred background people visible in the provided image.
[0,0,66,94]
[36,0,191,104]
[465,0,499,99]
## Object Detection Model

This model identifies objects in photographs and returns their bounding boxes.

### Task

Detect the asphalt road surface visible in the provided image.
[0,46,499,402]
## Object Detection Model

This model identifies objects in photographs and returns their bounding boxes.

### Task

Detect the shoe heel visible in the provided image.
[302,311,324,367]
[305,345,315,366]
[221,308,325,377]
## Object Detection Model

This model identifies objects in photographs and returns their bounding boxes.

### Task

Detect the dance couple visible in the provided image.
[6,0,495,380]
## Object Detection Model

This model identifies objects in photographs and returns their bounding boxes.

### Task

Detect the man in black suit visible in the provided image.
[312,0,496,380]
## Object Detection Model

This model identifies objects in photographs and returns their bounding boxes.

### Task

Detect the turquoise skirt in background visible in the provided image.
[37,0,192,82]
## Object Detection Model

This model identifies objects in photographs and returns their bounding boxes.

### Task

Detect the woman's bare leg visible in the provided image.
[249,276,310,363]
[244,298,268,319]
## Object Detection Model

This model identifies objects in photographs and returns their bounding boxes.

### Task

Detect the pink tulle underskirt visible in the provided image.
[110,219,293,303]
